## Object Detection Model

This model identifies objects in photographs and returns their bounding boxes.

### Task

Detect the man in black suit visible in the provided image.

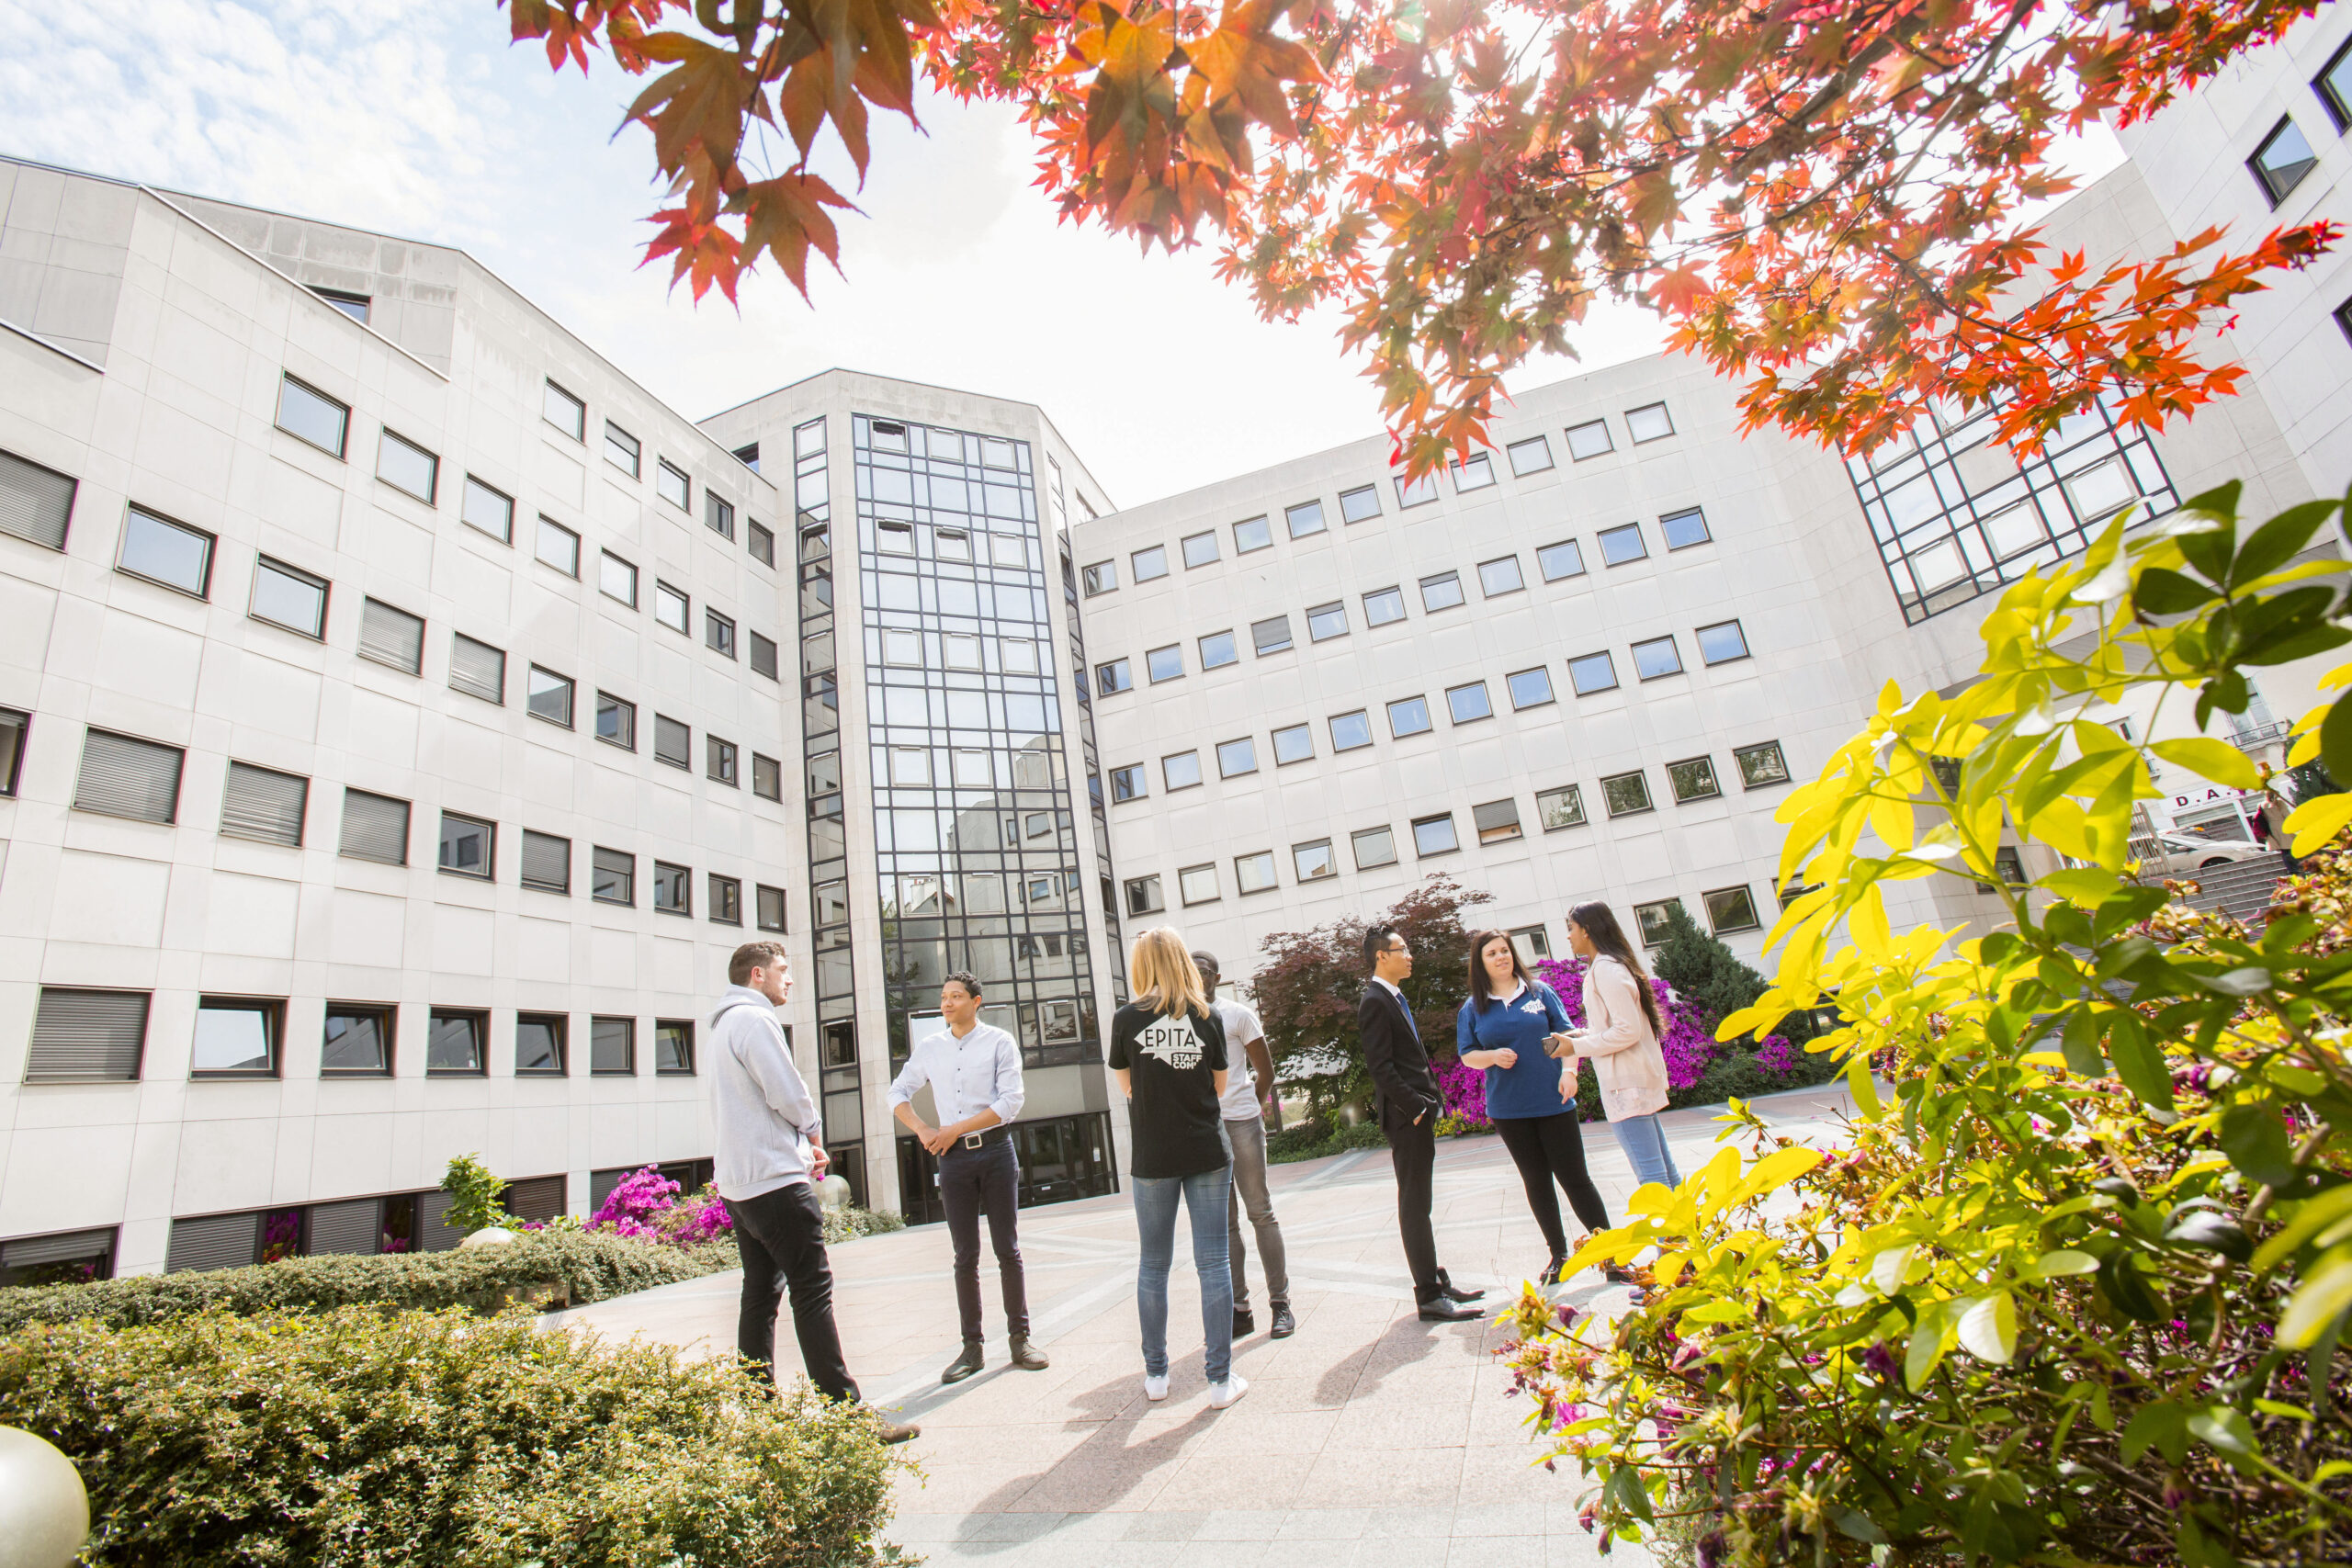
[1359,924,1485,1323]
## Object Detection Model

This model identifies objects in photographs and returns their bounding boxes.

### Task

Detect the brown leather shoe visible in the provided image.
[1010,1335,1050,1371]
[872,1414,920,1444]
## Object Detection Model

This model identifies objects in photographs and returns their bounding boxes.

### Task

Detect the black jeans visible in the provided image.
[1383,1104,1441,1298]
[731,1181,858,1403]
[941,1135,1029,1343]
[1494,1111,1611,1257]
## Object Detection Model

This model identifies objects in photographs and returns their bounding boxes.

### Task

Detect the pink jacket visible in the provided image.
[1572,956,1671,1120]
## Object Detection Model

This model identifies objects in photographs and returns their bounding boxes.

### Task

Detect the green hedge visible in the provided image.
[1265,1119,1390,1164]
[0,1306,908,1567]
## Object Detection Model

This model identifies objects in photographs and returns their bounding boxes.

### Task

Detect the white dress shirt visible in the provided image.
[886,1020,1026,1128]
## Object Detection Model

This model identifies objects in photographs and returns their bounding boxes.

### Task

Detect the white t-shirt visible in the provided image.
[1213,997,1267,1120]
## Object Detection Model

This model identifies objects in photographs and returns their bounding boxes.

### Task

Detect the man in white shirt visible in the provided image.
[1194,950,1294,1340]
[888,970,1050,1384]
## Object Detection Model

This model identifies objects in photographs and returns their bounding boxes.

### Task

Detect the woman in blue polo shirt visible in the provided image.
[1455,928,1611,1285]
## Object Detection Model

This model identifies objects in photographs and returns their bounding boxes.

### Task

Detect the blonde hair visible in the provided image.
[1129,927,1209,1018]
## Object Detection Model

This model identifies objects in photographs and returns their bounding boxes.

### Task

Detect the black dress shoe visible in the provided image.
[1009,1336,1049,1371]
[1270,1305,1296,1339]
[1232,1308,1256,1337]
[1542,1255,1569,1286]
[1436,1270,1486,1303]
[941,1343,985,1384]
[1418,1297,1484,1323]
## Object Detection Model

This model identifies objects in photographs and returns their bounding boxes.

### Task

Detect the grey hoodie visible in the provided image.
[708,985,822,1201]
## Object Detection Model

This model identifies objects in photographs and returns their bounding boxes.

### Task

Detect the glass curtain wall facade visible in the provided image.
[1052,459,1130,1001]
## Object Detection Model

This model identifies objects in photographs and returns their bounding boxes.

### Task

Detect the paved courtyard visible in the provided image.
[560,1084,1859,1565]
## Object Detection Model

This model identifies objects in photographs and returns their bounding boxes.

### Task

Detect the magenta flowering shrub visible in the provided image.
[587,1167,733,1249]
[1531,957,1720,1090]
[1435,1057,1491,1126]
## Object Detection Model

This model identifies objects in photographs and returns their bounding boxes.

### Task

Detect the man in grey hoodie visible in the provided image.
[713,940,916,1443]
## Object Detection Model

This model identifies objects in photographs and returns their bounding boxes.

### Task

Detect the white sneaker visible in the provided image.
[1208,1373,1250,1410]
[1144,1372,1170,1402]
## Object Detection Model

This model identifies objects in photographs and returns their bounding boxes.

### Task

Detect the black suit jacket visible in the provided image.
[1359,983,1442,1123]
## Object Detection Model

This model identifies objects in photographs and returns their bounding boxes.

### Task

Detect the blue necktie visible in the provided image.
[1395,989,1419,1044]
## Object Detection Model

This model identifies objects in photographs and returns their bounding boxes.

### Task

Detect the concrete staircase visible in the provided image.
[2173,854,2293,924]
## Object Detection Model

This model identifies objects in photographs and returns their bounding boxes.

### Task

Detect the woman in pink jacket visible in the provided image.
[1555,901,1683,1190]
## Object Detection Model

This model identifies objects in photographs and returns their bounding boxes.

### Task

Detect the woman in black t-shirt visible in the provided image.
[1108,928,1248,1409]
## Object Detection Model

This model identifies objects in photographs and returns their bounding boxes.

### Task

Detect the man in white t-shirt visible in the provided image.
[1193,950,1293,1340]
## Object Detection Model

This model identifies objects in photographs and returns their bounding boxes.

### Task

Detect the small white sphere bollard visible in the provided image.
[0,1426,89,1568]
[458,1226,519,1249]
[816,1175,853,1209]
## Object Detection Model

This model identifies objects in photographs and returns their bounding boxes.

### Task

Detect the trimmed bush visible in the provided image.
[1265,1119,1389,1164]
[825,1204,908,1244]
[0,1306,910,1566]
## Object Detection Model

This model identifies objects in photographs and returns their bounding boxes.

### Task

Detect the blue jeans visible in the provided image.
[1611,1114,1683,1189]
[1133,1166,1234,1384]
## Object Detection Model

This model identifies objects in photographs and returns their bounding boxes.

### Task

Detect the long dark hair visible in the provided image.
[1568,902,1664,1039]
[1465,928,1532,1010]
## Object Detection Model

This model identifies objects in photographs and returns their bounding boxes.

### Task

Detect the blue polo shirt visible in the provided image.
[1455,981,1574,1120]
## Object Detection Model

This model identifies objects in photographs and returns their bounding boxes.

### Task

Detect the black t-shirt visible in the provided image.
[1108,1001,1230,1179]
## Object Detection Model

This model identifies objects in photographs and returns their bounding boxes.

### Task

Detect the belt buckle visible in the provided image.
[961,1132,985,1150]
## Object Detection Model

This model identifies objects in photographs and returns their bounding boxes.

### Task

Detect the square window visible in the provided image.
[653,861,691,916]
[950,750,990,788]
[1216,737,1259,777]
[449,634,505,704]
[593,847,634,906]
[0,707,26,796]
[935,527,972,564]
[1182,530,1219,568]
[1096,658,1134,694]
[461,476,514,542]
[1660,506,1711,549]
[1396,471,1439,508]
[1234,515,1272,553]
[706,609,737,659]
[654,715,690,768]
[1419,571,1464,612]
[1446,682,1492,724]
[1387,695,1432,737]
[1199,629,1238,669]
[2250,115,2318,204]
[656,459,690,510]
[600,551,638,606]
[536,516,580,576]
[709,874,742,926]
[2320,36,2352,128]
[1507,436,1554,476]
[1179,863,1220,905]
[276,375,348,457]
[708,736,739,785]
[749,520,775,567]
[876,521,913,555]
[1511,923,1553,961]
[1626,402,1675,443]
[655,581,689,633]
[544,381,585,440]
[521,829,570,893]
[1236,851,1279,894]
[1251,615,1294,656]
[1411,813,1459,857]
[250,556,327,639]
[313,287,369,322]
[377,429,438,503]
[888,746,930,786]
[322,1004,393,1075]
[1285,499,1327,538]
[1132,545,1170,581]
[1329,710,1373,750]
[1472,798,1521,844]
[1506,667,1555,708]
[1272,723,1314,764]
[516,1012,567,1075]
[1351,824,1397,868]
[438,811,495,878]
[604,422,640,476]
[706,492,735,539]
[1477,555,1524,597]
[756,885,788,932]
[1568,650,1619,694]
[750,630,780,678]
[1598,523,1647,565]
[1082,560,1117,595]
[427,1009,488,1075]
[655,1020,695,1075]
[1735,740,1791,789]
[590,1016,635,1075]
[1163,750,1204,790]
[1634,899,1683,948]
[526,666,574,727]
[1566,418,1613,460]
[1601,771,1653,817]
[1453,453,1496,491]
[940,632,980,671]
[337,787,408,863]
[1125,874,1165,916]
[752,753,783,800]
[881,628,922,668]
[1339,484,1381,524]
[1697,620,1751,664]
[1633,635,1684,680]
[118,505,214,597]
[1537,539,1585,581]
[1704,885,1761,935]
[1110,763,1148,802]
[1536,784,1585,830]
[1306,602,1349,641]
[1668,755,1722,802]
[1147,644,1184,682]
[1363,586,1408,626]
[596,692,636,750]
[193,997,279,1077]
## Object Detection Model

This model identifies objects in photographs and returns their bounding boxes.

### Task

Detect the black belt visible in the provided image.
[944,1126,1012,1152]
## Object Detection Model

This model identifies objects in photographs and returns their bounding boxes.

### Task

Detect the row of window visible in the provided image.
[21,988,707,1083]
[1091,510,1718,695]
[2247,39,2352,207]
[1078,403,1681,595]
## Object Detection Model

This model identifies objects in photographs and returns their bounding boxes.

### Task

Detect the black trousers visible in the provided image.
[1494,1111,1611,1257]
[731,1181,858,1403]
[1383,1104,1441,1299]
[941,1135,1029,1343]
